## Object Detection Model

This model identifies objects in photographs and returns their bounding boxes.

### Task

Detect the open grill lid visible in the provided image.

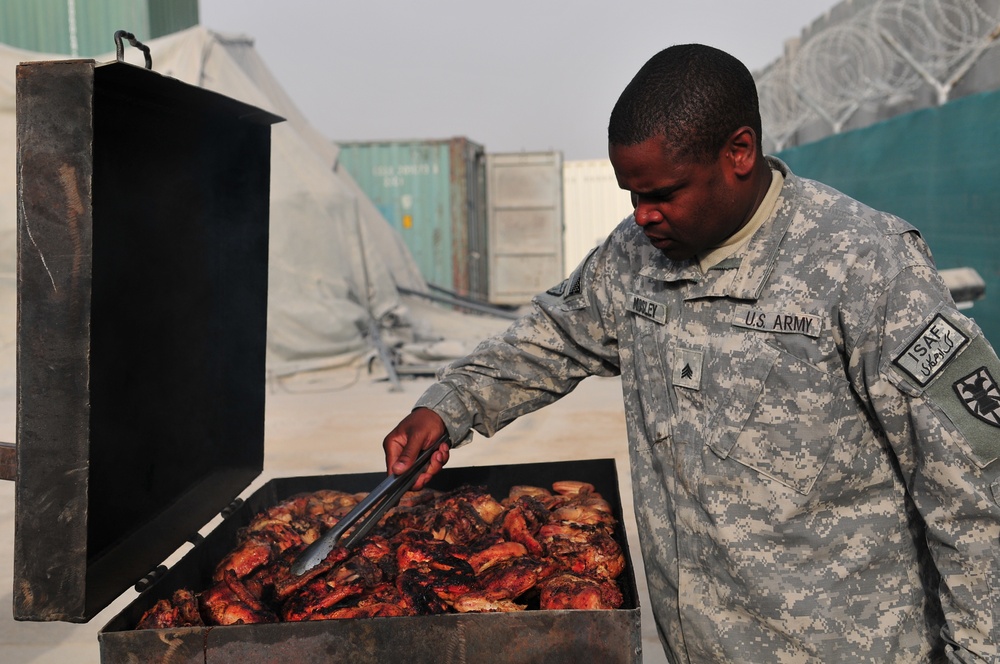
[14,57,282,622]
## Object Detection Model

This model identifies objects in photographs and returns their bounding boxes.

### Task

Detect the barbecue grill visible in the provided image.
[6,48,642,664]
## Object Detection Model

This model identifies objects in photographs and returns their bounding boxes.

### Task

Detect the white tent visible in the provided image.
[0,26,496,394]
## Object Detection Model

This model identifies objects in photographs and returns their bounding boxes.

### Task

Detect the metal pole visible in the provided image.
[354,199,402,391]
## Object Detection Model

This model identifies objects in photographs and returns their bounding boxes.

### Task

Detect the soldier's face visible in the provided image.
[610,135,749,261]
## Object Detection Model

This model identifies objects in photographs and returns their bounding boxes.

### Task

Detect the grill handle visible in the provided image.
[114,30,152,70]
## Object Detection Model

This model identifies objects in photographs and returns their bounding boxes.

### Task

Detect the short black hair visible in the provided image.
[608,44,762,162]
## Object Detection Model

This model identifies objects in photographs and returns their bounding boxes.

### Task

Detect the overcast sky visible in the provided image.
[199,1,841,161]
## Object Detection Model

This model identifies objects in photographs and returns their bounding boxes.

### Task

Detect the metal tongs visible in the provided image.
[290,436,450,575]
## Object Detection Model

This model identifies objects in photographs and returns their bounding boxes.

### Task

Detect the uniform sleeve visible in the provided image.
[851,259,1000,662]
[414,245,622,447]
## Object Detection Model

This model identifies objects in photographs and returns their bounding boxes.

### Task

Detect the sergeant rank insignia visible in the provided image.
[953,366,1000,428]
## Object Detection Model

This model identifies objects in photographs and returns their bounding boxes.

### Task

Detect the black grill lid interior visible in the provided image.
[14,59,283,622]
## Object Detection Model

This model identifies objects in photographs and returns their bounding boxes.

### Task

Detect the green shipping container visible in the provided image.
[337,138,488,299]
[0,0,198,57]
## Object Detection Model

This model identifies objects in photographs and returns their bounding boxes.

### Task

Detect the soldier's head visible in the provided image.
[607,45,770,261]
[608,44,762,163]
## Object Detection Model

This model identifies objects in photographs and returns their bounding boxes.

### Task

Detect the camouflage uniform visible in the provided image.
[415,158,1000,663]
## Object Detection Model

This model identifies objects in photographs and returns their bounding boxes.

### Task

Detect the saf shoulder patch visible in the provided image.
[891,313,969,387]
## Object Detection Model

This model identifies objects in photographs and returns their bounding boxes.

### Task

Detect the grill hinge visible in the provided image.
[220,497,244,519]
[134,564,168,593]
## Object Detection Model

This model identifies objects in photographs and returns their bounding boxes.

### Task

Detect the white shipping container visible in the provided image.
[562,160,633,277]
[486,152,564,305]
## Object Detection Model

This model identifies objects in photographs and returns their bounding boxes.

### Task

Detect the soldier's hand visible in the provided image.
[383,408,450,489]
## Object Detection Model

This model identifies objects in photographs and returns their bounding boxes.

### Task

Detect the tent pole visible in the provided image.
[354,199,402,392]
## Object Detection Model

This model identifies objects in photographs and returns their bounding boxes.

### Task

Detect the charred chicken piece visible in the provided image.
[476,555,556,601]
[200,571,279,626]
[395,533,456,572]
[505,485,556,508]
[354,534,397,578]
[551,481,597,498]
[451,595,526,613]
[319,602,409,620]
[369,489,448,540]
[465,540,528,575]
[212,534,278,583]
[457,487,506,524]
[272,545,351,602]
[537,572,623,610]
[320,582,415,620]
[549,502,616,531]
[395,534,482,610]
[395,569,453,615]
[281,577,367,622]
[281,555,383,622]
[429,499,490,545]
[397,488,441,509]
[214,510,316,583]
[135,589,204,629]
[428,486,504,545]
[136,600,176,630]
[537,521,625,580]
[173,588,204,626]
[267,490,357,521]
[255,518,311,553]
[496,495,551,557]
[397,558,479,609]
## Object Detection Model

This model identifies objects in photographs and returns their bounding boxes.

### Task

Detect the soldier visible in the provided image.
[383,44,1000,662]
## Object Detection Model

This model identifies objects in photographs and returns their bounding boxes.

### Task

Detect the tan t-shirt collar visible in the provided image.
[698,169,784,273]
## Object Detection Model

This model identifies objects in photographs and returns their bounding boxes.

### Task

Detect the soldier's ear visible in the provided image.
[723,127,758,178]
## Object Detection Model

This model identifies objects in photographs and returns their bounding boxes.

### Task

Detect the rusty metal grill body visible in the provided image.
[98,459,642,664]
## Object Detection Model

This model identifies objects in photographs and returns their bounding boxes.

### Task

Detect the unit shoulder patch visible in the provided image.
[953,366,1000,429]
[923,334,1000,468]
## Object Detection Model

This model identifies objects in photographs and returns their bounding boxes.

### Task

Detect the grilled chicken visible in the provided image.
[281,555,383,621]
[451,595,526,613]
[477,555,556,601]
[428,487,503,544]
[465,540,529,575]
[199,571,279,625]
[136,589,204,629]
[496,495,551,557]
[137,481,625,630]
[538,572,623,610]
[538,521,626,580]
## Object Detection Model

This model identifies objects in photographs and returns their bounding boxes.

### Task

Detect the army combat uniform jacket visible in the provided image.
[415,158,1000,663]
